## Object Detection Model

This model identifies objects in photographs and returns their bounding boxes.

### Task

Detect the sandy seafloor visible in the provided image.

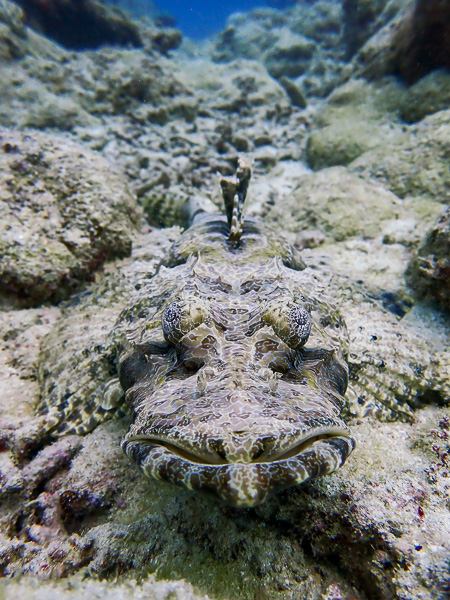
[0,0,449,598]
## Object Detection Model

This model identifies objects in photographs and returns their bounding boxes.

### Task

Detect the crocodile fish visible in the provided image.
[33,159,448,508]
[113,159,355,507]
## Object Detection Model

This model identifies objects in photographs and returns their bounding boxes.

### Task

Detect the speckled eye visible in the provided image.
[162,296,209,345]
[262,298,311,349]
[289,305,311,347]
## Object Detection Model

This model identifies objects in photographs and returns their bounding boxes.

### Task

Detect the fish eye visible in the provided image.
[289,305,311,347]
[162,296,209,345]
[262,298,311,349]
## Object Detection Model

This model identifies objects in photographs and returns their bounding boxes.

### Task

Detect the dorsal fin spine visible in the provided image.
[220,157,252,243]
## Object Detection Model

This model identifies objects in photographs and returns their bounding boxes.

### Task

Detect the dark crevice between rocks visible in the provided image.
[256,488,401,600]
[0,274,88,310]
[342,0,392,60]
[378,291,412,318]
[3,428,53,467]
[405,209,450,314]
[304,524,401,600]
[394,0,450,84]
[14,0,143,50]
[0,238,132,309]
[59,488,113,535]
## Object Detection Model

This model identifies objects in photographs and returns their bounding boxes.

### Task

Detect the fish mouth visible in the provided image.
[124,427,349,465]
[122,429,355,507]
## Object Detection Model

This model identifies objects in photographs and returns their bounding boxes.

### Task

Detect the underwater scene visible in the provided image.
[0,0,449,598]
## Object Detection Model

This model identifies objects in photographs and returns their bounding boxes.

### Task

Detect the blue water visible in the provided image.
[153,0,293,39]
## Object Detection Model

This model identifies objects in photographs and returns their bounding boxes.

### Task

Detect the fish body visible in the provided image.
[34,163,448,508]
[117,167,355,507]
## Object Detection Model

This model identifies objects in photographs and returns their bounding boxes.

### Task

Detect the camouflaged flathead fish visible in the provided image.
[35,159,449,507]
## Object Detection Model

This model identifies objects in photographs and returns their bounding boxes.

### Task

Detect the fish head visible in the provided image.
[119,286,355,507]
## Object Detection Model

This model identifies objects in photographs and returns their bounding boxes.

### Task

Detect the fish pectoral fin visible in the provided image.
[346,317,448,422]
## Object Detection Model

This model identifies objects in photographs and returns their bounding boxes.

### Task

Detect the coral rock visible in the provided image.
[0,129,139,306]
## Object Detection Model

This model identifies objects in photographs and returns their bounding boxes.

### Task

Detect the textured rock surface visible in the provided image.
[0,129,139,305]
[349,0,415,80]
[212,8,286,62]
[0,0,28,60]
[177,58,288,112]
[264,28,316,79]
[0,0,193,133]
[392,0,450,83]
[306,118,392,169]
[265,166,442,245]
[0,0,66,62]
[1,220,449,599]
[399,69,450,124]
[351,0,450,84]
[2,575,210,600]
[405,208,450,312]
[13,0,181,55]
[349,109,450,202]
[212,2,347,99]
[305,78,404,169]
[0,0,449,598]
[0,49,195,130]
[15,0,143,50]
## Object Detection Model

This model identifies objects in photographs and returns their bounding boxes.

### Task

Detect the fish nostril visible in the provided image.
[215,448,228,461]
[250,447,265,461]
[208,439,228,462]
[250,436,279,461]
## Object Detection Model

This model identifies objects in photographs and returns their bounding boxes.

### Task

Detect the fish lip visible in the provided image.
[122,433,356,507]
[124,426,352,466]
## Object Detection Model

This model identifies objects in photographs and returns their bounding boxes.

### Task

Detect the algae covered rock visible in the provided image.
[306,79,403,169]
[306,117,392,169]
[349,109,450,202]
[323,77,405,115]
[265,166,402,241]
[212,8,287,63]
[175,58,288,112]
[212,2,346,100]
[399,69,450,124]
[265,164,442,246]
[296,55,351,99]
[0,0,28,61]
[0,42,195,132]
[264,28,316,80]
[343,0,390,57]
[405,208,450,312]
[0,129,140,305]
[290,0,342,46]
[213,20,280,63]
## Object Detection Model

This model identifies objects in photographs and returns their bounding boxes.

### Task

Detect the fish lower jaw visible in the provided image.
[122,432,355,508]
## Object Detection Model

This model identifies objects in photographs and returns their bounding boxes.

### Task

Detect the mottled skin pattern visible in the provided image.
[115,199,355,506]
[33,166,449,508]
